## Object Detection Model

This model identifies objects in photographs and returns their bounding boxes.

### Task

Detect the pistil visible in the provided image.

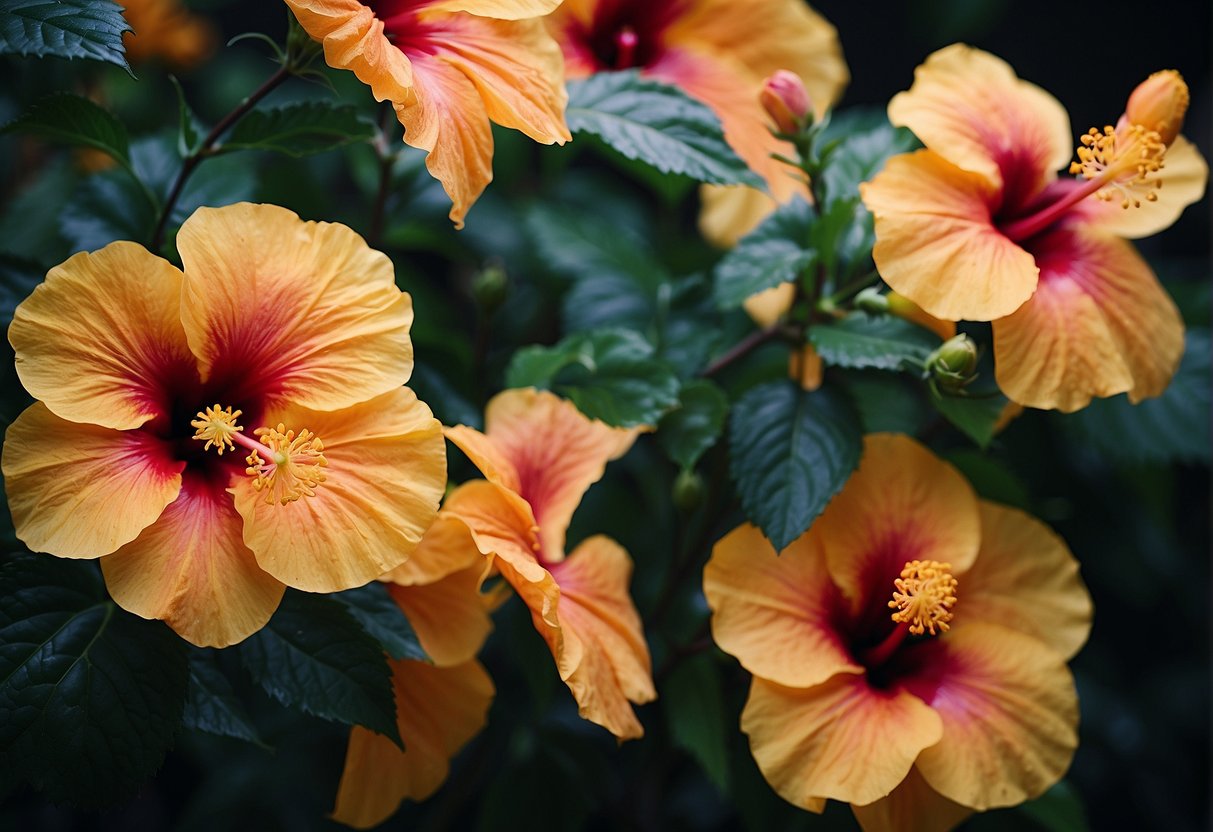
[860,559,958,669]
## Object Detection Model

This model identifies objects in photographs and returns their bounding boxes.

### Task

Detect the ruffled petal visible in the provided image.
[742,674,943,808]
[704,523,860,688]
[381,512,485,586]
[425,0,563,17]
[332,659,494,829]
[284,0,413,102]
[851,767,973,832]
[9,241,196,430]
[905,623,1079,811]
[444,425,521,493]
[2,403,183,558]
[233,387,445,593]
[102,472,285,648]
[993,224,1183,411]
[177,203,413,411]
[862,150,1039,321]
[387,564,493,667]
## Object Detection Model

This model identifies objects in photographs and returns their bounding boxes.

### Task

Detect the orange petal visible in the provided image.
[9,241,196,431]
[907,622,1079,811]
[741,281,795,328]
[819,434,980,620]
[887,44,1071,204]
[2,403,183,558]
[546,535,655,739]
[102,472,285,648]
[992,224,1183,411]
[387,564,493,667]
[332,658,494,829]
[704,523,860,689]
[742,674,942,808]
[851,766,973,832]
[284,0,413,103]
[862,150,1039,321]
[177,203,413,411]
[790,343,823,391]
[233,387,446,593]
[699,184,782,248]
[444,424,521,493]
[960,502,1092,661]
[426,0,563,17]
[381,512,485,586]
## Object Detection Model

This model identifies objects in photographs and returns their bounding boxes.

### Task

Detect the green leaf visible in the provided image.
[169,76,202,155]
[714,197,815,309]
[663,653,729,793]
[0,254,44,326]
[810,313,939,371]
[819,110,919,209]
[1064,329,1211,465]
[182,651,264,746]
[2,92,130,167]
[237,591,401,746]
[60,167,154,251]
[1016,780,1089,832]
[506,328,681,428]
[334,583,429,663]
[566,70,762,187]
[837,369,932,435]
[658,379,728,469]
[221,102,374,157]
[929,385,1009,449]
[0,554,189,806]
[729,381,862,550]
[0,0,132,73]
[527,203,668,292]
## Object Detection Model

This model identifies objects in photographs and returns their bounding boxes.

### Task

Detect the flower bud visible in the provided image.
[1126,70,1189,145]
[472,263,509,311]
[672,468,706,513]
[854,287,890,315]
[760,70,813,135]
[926,334,978,393]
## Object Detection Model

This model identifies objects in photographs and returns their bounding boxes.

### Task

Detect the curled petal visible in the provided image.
[382,512,485,586]
[284,0,413,102]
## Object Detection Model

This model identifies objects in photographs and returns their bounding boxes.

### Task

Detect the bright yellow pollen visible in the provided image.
[191,404,243,455]
[889,559,958,636]
[1069,123,1166,209]
[245,424,328,506]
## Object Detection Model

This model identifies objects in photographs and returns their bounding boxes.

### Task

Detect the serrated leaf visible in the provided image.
[714,197,815,309]
[2,92,130,166]
[810,314,939,371]
[182,651,264,746]
[729,381,862,550]
[658,379,728,469]
[506,328,681,428]
[0,554,189,806]
[663,653,729,793]
[930,385,1009,449]
[334,583,429,662]
[0,0,132,73]
[237,591,401,746]
[221,102,374,157]
[566,70,762,187]
[819,110,919,209]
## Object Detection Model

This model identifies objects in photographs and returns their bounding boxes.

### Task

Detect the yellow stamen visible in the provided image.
[889,559,958,636]
[191,404,243,455]
[245,424,328,506]
[1069,123,1166,209]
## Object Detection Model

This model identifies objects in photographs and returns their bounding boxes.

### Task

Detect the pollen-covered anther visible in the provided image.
[191,404,243,455]
[889,559,958,636]
[1069,123,1166,209]
[245,424,329,505]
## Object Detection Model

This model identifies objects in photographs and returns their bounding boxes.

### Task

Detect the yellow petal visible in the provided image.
[9,241,195,430]
[177,203,413,411]
[992,224,1183,411]
[332,659,494,829]
[1079,134,1208,239]
[704,523,861,688]
[742,281,795,328]
[284,0,414,102]
[699,184,782,248]
[426,0,563,17]
[444,424,522,493]
[102,473,285,648]
[851,767,973,832]
[862,150,1039,321]
[2,403,182,558]
[742,674,942,808]
[387,564,493,667]
[381,512,485,586]
[233,387,446,593]
[909,623,1079,811]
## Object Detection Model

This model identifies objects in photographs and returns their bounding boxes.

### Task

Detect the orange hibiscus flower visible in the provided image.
[546,0,848,245]
[861,45,1208,411]
[2,202,446,648]
[285,0,571,228]
[704,433,1093,831]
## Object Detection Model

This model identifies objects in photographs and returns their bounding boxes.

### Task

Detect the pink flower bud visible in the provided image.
[760,70,812,134]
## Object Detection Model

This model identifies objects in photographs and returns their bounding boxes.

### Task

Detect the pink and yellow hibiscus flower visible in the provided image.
[284,0,571,228]
[704,433,1092,831]
[2,202,446,648]
[860,45,1208,411]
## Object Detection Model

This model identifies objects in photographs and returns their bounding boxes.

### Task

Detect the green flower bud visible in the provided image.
[672,468,706,513]
[473,264,509,312]
[927,334,979,393]
[854,287,890,315]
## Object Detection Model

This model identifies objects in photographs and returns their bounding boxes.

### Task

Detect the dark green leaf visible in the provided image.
[527,203,668,293]
[237,591,401,746]
[714,197,815,309]
[837,369,932,435]
[2,92,130,167]
[566,70,762,187]
[819,110,919,209]
[0,554,188,806]
[60,167,154,251]
[0,0,132,73]
[1016,780,1089,832]
[0,254,44,326]
[222,102,374,157]
[658,379,728,469]
[663,653,729,793]
[945,449,1031,510]
[810,313,939,371]
[182,651,264,746]
[930,385,1009,449]
[729,381,862,550]
[334,582,429,662]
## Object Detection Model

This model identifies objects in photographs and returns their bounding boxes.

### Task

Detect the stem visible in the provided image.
[150,65,292,251]
[367,104,396,250]
[700,323,784,377]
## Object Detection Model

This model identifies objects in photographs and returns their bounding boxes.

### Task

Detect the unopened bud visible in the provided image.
[672,468,705,513]
[927,334,978,393]
[1126,70,1189,146]
[854,287,890,315]
[473,263,508,311]
[760,70,813,135]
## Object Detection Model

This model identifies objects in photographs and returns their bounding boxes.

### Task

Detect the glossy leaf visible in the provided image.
[334,582,429,663]
[182,650,264,746]
[657,379,728,469]
[810,313,939,371]
[0,0,132,73]
[221,103,374,157]
[714,197,815,309]
[2,92,131,167]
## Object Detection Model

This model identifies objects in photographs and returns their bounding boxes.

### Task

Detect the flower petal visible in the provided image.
[851,766,973,832]
[101,472,285,648]
[444,425,521,493]
[177,202,413,411]
[387,564,493,667]
[2,403,183,558]
[284,0,413,102]
[993,224,1183,411]
[381,512,485,586]
[887,292,957,341]
[742,674,943,808]
[9,241,196,430]
[425,0,563,17]
[906,622,1079,811]
[233,387,446,593]
[742,281,795,328]
[699,184,782,248]
[704,523,860,688]
[332,658,494,829]
[862,150,1039,321]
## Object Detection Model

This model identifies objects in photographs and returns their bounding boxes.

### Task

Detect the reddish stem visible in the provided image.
[859,620,910,669]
